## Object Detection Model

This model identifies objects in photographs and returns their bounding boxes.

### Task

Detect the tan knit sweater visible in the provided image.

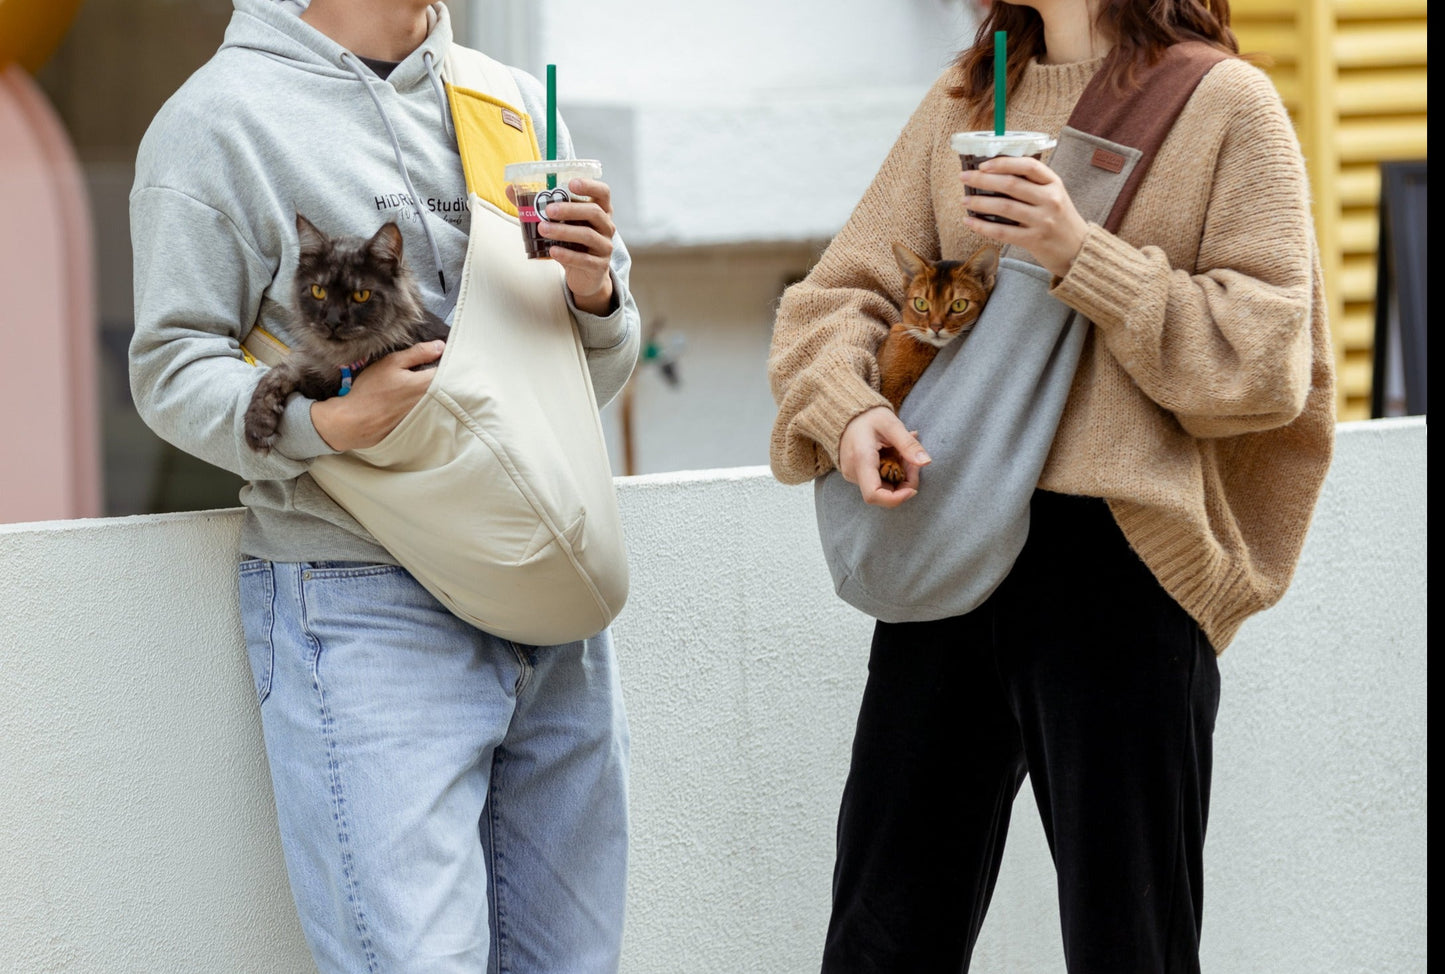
[767,54,1336,651]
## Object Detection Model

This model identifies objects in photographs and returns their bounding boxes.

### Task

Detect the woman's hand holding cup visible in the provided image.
[959,156,1090,279]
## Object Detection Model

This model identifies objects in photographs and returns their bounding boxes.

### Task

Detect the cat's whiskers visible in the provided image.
[909,329,960,349]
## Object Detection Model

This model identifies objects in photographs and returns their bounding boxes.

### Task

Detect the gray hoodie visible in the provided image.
[130,0,641,564]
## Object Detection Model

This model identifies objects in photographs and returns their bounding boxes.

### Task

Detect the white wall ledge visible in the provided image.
[0,417,1427,973]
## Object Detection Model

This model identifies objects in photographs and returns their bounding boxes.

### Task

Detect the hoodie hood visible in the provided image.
[221,0,454,93]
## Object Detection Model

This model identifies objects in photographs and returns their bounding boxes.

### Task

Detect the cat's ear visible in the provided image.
[966,245,1000,289]
[365,223,405,273]
[295,213,327,255]
[892,241,928,281]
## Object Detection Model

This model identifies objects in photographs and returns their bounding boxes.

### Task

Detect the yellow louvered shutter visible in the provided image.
[1232,0,1427,420]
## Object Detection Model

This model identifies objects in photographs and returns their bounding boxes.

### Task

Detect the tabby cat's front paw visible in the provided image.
[879,452,907,487]
[243,392,285,453]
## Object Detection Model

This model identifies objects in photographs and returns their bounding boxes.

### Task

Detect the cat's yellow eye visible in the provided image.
[310,284,327,300]
[912,297,930,313]
[352,289,372,303]
[951,298,971,314]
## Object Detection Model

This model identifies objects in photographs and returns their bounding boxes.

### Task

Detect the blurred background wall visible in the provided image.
[0,0,99,522]
[2,0,1428,520]
[1230,0,1428,421]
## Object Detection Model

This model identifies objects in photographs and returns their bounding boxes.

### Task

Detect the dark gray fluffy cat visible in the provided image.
[244,214,450,452]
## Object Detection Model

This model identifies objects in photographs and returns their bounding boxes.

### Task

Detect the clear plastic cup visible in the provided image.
[950,131,1057,226]
[503,159,603,259]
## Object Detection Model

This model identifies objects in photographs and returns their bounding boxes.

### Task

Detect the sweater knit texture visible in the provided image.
[767,53,1336,651]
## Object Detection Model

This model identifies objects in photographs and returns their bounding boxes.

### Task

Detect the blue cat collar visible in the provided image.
[337,359,367,396]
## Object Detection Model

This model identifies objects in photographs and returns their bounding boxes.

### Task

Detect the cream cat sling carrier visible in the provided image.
[244,49,629,645]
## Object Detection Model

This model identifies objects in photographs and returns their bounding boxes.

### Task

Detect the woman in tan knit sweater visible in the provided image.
[768,0,1334,970]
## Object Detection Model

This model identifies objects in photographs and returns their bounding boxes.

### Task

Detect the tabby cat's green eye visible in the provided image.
[951,298,970,314]
[310,284,327,300]
[352,289,372,303]
[912,297,929,313]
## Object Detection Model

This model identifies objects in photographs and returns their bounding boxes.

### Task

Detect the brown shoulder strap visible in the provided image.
[1065,42,1230,232]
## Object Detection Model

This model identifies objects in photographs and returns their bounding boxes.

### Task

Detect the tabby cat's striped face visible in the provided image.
[894,242,999,348]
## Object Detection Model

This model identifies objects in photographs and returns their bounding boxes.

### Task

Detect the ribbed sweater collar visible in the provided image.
[1010,55,1109,119]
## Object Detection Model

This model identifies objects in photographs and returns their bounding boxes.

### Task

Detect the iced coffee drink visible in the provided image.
[951,131,1057,226]
[503,159,604,259]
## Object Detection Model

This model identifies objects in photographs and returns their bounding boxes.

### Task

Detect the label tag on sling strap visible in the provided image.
[1091,147,1126,173]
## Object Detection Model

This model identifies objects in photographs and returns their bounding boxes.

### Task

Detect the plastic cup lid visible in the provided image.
[949,131,1057,157]
[504,158,603,182]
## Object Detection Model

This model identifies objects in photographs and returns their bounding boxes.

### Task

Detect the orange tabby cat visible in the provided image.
[876,241,999,485]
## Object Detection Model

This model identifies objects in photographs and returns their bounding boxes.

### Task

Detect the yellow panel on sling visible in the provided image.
[446,84,541,219]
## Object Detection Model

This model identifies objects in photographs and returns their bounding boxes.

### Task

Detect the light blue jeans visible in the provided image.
[239,559,630,974]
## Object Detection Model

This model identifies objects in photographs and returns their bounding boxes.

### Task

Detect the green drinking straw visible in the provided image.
[994,31,1007,136]
[546,64,558,189]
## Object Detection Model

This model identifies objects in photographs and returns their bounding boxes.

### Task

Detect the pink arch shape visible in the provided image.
[0,64,100,522]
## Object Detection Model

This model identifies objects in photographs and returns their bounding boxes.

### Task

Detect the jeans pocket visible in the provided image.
[239,560,276,706]
[300,561,408,580]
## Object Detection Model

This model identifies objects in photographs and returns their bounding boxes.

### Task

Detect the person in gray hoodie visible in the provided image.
[129,2,639,971]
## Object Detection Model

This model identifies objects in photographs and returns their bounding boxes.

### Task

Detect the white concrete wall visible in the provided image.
[0,417,1426,973]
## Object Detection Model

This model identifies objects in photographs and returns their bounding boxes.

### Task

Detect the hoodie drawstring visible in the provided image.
[341,51,450,295]
[422,51,455,140]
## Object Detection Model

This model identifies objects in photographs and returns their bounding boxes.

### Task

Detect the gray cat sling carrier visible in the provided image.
[813,43,1228,623]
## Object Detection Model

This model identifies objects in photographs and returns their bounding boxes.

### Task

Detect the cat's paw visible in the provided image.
[879,454,907,487]
[243,392,285,453]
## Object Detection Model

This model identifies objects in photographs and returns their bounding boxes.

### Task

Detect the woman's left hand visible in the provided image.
[539,176,617,316]
[960,157,1090,279]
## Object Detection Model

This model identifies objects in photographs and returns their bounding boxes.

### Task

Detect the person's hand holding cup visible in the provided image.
[504,159,617,316]
[953,131,1089,278]
[951,131,1056,225]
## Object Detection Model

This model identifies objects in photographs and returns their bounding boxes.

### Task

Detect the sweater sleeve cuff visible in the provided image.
[1049,223,1157,333]
[272,393,340,462]
[793,376,892,470]
[566,270,628,350]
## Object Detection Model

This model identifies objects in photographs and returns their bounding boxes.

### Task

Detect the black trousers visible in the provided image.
[821,490,1220,974]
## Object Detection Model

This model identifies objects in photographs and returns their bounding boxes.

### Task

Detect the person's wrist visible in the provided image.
[844,405,891,433]
[571,273,615,316]
[838,405,890,462]
[1047,219,1090,279]
[310,397,353,452]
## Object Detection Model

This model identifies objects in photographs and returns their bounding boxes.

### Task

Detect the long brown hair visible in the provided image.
[951,0,1243,118]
